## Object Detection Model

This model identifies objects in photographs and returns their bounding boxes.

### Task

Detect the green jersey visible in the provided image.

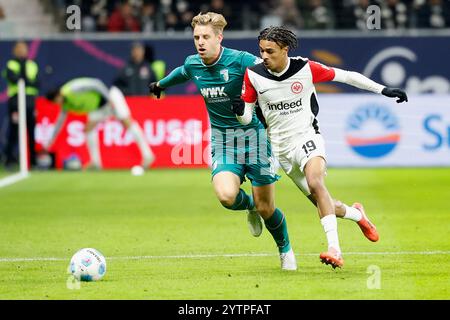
[159,47,278,186]
[159,47,261,130]
[60,78,109,114]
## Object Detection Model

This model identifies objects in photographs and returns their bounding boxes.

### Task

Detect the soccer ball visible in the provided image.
[131,165,144,176]
[69,248,107,281]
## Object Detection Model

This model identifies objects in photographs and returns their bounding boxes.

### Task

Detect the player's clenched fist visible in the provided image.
[148,82,164,98]
[382,87,408,103]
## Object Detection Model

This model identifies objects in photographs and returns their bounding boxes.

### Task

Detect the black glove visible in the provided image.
[382,87,408,103]
[231,99,245,116]
[148,82,164,99]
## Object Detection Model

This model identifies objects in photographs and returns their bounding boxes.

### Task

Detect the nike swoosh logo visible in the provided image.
[258,89,269,94]
[194,76,202,80]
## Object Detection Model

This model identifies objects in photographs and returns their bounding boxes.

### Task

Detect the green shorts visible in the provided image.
[211,161,280,186]
[210,126,280,186]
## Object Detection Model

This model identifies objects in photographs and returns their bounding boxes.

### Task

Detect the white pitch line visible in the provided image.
[0,172,29,189]
[0,251,449,263]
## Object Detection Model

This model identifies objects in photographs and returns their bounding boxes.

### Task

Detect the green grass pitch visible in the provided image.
[0,168,449,299]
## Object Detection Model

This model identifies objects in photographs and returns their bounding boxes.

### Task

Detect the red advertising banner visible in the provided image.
[35,96,211,169]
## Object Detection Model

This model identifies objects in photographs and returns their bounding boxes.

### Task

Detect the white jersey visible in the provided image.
[241,56,384,155]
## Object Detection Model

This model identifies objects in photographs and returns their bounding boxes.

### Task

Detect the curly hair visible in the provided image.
[258,26,298,49]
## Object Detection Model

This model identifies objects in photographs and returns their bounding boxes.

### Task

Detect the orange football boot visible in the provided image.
[353,202,379,242]
[320,247,344,269]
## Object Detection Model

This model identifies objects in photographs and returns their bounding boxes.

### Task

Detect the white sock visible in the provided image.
[86,130,102,169]
[320,214,341,253]
[343,204,362,222]
[129,122,154,168]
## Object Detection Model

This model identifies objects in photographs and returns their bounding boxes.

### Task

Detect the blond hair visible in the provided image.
[191,12,227,34]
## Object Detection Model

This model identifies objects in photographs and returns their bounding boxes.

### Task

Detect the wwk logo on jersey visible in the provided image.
[200,86,226,98]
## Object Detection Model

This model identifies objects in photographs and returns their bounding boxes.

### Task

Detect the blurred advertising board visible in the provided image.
[35,94,450,169]
[35,96,211,168]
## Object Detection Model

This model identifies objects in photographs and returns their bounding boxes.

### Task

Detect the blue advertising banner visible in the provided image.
[317,94,450,167]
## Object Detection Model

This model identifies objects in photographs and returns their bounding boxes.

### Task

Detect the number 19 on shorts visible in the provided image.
[302,140,317,155]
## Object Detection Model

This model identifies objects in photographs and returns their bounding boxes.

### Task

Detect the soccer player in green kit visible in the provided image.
[45,77,154,170]
[148,12,297,270]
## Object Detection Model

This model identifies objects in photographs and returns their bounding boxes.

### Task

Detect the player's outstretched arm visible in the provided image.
[149,65,190,99]
[332,68,408,103]
[309,61,408,103]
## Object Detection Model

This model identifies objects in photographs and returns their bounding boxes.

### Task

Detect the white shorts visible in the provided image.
[88,86,130,123]
[277,130,326,195]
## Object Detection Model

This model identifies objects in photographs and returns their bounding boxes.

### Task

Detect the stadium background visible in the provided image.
[0,0,449,300]
[1,0,449,169]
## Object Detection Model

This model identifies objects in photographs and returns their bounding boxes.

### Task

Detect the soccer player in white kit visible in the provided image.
[234,26,408,268]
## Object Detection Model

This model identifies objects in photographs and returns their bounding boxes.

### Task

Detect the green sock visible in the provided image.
[223,189,254,211]
[264,208,291,254]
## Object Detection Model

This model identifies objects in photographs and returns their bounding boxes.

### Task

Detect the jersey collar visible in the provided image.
[267,58,291,77]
